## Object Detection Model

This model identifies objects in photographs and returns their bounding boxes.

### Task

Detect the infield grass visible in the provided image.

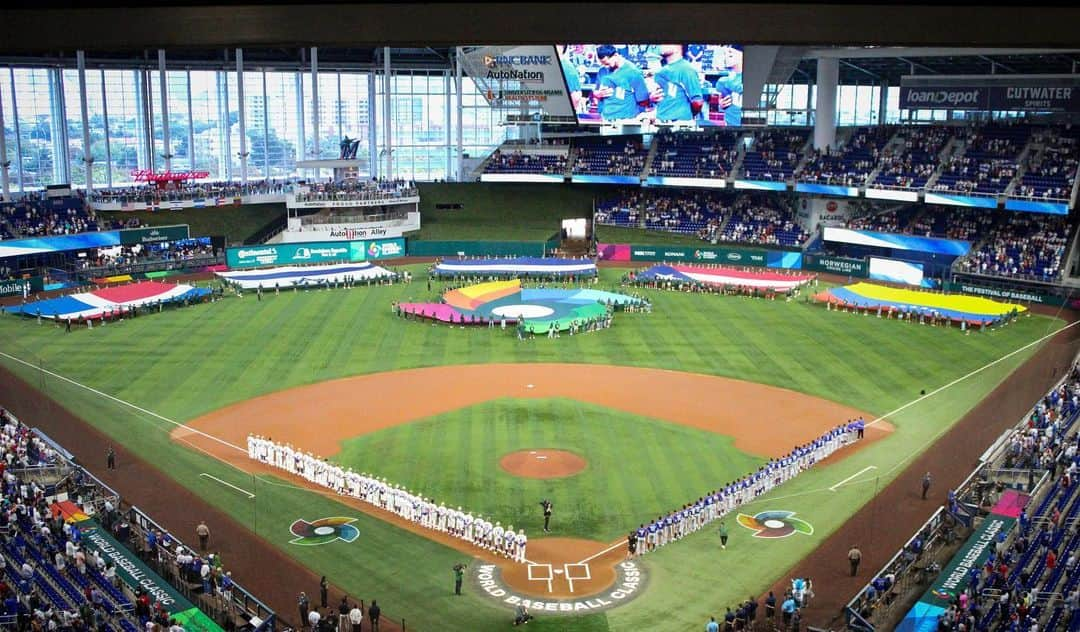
[0,266,1063,631]
[333,397,764,542]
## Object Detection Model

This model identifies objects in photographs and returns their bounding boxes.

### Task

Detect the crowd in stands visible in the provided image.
[1,198,101,238]
[294,179,417,203]
[957,213,1071,281]
[649,130,741,180]
[571,136,647,176]
[933,126,1028,196]
[720,196,809,247]
[484,149,568,175]
[594,189,642,228]
[910,206,995,242]
[1017,129,1080,200]
[872,126,952,189]
[741,130,808,181]
[247,435,528,563]
[798,126,894,186]
[88,179,289,205]
[76,238,219,273]
[930,365,1080,631]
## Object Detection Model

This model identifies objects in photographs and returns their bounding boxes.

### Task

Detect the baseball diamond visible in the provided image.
[1,17,1080,632]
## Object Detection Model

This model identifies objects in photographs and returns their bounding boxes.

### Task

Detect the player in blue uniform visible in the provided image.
[558,44,584,114]
[592,44,651,121]
[648,44,705,123]
[712,46,743,126]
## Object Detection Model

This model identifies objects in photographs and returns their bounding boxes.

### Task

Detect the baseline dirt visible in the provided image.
[175,363,889,601]
[776,314,1080,628]
[500,449,587,479]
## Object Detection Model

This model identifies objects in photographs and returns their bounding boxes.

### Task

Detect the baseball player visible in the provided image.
[504,524,516,557]
[515,529,527,563]
[492,522,505,555]
[463,512,475,543]
[647,517,660,552]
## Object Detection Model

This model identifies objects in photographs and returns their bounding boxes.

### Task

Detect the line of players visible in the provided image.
[629,419,866,555]
[246,435,528,563]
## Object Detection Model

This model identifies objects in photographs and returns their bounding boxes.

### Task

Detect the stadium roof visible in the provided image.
[1,3,1079,53]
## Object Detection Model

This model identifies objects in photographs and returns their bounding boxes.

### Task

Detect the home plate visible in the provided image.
[553,569,564,575]
[537,456,548,460]
[526,384,535,389]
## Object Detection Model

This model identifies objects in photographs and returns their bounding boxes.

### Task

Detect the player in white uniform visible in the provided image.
[463,513,474,543]
[515,530,527,563]
[503,524,516,558]
[492,522,504,555]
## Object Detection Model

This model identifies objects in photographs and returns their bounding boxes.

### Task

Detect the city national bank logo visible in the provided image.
[289,517,359,546]
[474,560,645,614]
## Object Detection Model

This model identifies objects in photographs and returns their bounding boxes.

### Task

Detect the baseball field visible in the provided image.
[0,265,1067,631]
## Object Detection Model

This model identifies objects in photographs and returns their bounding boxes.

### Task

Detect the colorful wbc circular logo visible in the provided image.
[368,243,381,257]
[289,516,359,546]
[736,510,814,539]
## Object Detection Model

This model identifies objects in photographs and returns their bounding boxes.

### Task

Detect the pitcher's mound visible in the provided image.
[500,449,587,479]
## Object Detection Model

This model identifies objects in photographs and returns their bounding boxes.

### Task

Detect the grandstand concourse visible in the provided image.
[1,2,1080,631]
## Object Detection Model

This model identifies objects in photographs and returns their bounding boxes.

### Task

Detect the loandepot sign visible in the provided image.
[473,561,645,614]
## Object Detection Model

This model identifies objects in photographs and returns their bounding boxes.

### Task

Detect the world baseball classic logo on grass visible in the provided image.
[289,517,359,546]
[736,511,814,539]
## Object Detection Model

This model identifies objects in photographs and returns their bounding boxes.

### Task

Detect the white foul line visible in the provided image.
[0,350,245,454]
[829,465,878,492]
[866,318,1080,429]
[200,472,255,499]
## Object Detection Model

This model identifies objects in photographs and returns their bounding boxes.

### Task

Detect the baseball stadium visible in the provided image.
[0,4,1079,632]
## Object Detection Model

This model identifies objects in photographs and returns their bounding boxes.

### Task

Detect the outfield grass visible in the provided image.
[99,203,285,244]
[334,397,764,542]
[0,266,1059,631]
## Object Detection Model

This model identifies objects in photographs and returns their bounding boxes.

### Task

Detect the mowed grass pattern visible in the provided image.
[0,267,1061,631]
[333,397,765,542]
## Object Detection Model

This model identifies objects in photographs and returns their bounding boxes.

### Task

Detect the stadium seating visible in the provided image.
[483,149,568,175]
[0,195,102,238]
[0,406,269,630]
[871,126,952,189]
[1015,127,1080,201]
[88,179,290,205]
[741,130,808,181]
[720,195,809,247]
[571,135,647,176]
[798,126,894,186]
[957,212,1071,281]
[933,124,1030,196]
[649,129,741,180]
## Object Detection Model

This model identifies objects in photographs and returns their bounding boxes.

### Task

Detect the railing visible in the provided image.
[127,506,277,629]
[76,254,224,280]
[300,210,409,226]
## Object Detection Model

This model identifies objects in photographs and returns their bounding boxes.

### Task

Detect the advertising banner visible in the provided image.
[629,245,768,266]
[951,282,1067,306]
[0,279,30,298]
[226,238,405,268]
[463,46,575,118]
[406,240,549,257]
[923,192,999,209]
[802,254,868,277]
[900,85,1080,113]
[897,498,1020,632]
[119,225,191,246]
[1004,198,1069,215]
[823,227,971,256]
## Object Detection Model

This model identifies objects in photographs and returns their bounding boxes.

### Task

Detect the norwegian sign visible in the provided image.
[899,85,1080,112]
[473,560,645,614]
